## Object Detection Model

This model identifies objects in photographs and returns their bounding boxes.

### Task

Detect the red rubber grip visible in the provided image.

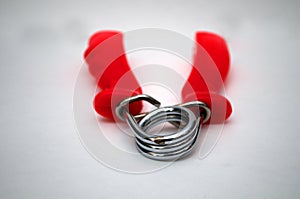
[181,32,232,123]
[84,31,142,120]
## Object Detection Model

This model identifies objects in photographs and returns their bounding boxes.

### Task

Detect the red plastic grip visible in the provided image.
[181,32,232,123]
[84,31,142,120]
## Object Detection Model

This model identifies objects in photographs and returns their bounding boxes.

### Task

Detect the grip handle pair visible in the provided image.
[84,31,232,123]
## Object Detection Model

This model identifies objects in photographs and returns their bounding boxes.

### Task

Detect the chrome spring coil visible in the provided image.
[116,94,211,161]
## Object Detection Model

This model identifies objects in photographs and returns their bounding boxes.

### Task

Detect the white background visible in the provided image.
[0,0,299,198]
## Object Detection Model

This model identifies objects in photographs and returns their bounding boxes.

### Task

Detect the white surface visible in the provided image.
[0,0,300,198]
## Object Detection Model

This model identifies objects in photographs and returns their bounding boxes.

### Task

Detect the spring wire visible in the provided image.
[116,94,211,161]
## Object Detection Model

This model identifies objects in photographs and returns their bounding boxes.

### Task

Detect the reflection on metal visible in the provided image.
[116,94,211,161]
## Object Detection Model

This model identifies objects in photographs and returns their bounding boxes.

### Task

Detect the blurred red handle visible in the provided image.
[181,32,232,123]
[84,31,143,120]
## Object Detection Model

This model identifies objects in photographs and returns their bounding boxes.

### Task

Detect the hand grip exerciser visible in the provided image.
[84,30,233,161]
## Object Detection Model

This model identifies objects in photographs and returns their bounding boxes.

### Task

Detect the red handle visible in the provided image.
[181,32,232,123]
[84,31,142,120]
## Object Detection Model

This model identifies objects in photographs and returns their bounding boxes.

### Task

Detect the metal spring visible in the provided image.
[116,94,211,161]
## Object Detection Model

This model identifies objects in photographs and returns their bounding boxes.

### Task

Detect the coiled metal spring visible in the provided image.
[116,94,211,161]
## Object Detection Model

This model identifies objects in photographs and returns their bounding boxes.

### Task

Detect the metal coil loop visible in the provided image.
[116,94,211,161]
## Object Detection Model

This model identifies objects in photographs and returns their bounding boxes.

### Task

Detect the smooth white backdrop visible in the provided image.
[0,0,299,198]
